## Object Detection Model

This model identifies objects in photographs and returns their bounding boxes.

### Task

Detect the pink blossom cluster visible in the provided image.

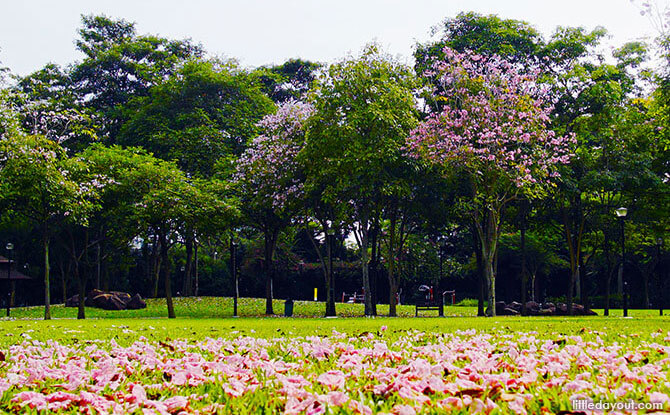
[235,100,314,212]
[406,48,575,189]
[1,329,670,414]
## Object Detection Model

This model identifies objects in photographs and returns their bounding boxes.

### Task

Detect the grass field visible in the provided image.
[1,296,669,347]
[2,297,670,413]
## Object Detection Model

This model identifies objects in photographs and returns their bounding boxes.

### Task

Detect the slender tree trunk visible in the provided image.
[59,260,68,304]
[43,231,51,320]
[160,233,175,319]
[325,232,336,317]
[307,227,331,316]
[530,273,536,302]
[359,221,373,316]
[182,237,194,296]
[95,244,101,290]
[100,239,109,292]
[9,281,15,308]
[473,227,485,316]
[567,267,578,316]
[369,226,379,315]
[643,265,650,309]
[77,230,90,320]
[604,231,612,316]
[76,261,86,320]
[194,242,199,297]
[520,225,528,315]
[387,213,398,317]
[152,239,162,299]
[264,230,277,315]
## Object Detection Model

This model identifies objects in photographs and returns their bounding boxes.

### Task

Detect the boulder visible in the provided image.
[110,291,131,305]
[538,308,554,316]
[508,301,522,312]
[91,293,126,310]
[524,301,541,315]
[65,295,79,307]
[126,293,147,310]
[556,303,568,315]
[86,289,104,307]
[502,307,520,316]
[495,301,507,315]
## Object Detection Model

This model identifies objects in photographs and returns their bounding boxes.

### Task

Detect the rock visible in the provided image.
[525,301,540,310]
[502,307,520,316]
[126,293,147,310]
[495,301,507,315]
[65,295,79,307]
[86,289,104,306]
[508,301,522,312]
[91,293,126,310]
[538,308,554,316]
[524,301,541,315]
[110,291,131,305]
[541,302,555,310]
[556,303,568,315]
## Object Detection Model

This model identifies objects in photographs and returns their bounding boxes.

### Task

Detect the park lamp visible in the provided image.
[615,207,628,218]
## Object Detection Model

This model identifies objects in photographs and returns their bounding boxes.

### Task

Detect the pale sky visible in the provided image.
[0,0,663,76]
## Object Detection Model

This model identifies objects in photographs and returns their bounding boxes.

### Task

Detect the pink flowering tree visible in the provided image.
[234,100,313,314]
[406,48,574,316]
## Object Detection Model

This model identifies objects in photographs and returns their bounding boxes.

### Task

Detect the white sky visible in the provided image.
[0,0,664,76]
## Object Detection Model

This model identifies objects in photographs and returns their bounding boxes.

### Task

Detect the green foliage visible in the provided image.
[119,59,275,176]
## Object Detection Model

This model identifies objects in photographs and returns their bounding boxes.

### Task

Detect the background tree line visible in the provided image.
[0,12,668,318]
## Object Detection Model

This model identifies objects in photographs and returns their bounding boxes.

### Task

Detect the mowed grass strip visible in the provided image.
[1,297,670,347]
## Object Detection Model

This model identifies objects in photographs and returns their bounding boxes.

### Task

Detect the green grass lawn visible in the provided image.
[1,296,669,347]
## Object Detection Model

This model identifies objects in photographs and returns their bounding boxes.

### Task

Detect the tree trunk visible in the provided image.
[182,236,194,296]
[194,242,199,297]
[59,260,69,304]
[325,232,336,317]
[43,232,51,320]
[359,223,373,316]
[604,231,612,316]
[264,230,277,315]
[76,260,86,320]
[473,227,485,316]
[477,209,498,317]
[95,244,101,290]
[579,253,588,309]
[369,226,379,315]
[643,265,650,309]
[9,281,15,308]
[567,267,578,316]
[387,212,398,317]
[152,239,162,299]
[520,225,527,315]
[160,233,175,319]
[530,273,536,302]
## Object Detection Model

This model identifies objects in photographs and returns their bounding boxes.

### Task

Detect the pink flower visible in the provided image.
[392,404,416,415]
[317,370,346,390]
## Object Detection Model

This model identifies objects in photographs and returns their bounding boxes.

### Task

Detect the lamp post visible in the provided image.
[658,238,664,316]
[6,243,13,317]
[230,240,239,317]
[615,207,628,317]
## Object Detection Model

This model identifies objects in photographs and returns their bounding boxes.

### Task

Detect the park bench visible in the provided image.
[415,299,444,316]
[341,292,365,303]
